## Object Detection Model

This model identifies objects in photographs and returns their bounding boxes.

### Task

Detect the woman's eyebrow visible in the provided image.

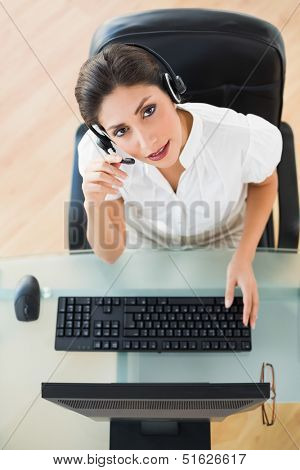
[107,95,152,131]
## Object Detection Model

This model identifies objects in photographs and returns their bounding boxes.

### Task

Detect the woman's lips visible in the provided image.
[147,140,170,161]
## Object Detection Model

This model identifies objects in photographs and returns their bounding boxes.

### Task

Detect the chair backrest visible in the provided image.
[90,8,285,126]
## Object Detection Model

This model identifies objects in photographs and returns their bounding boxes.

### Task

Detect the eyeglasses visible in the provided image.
[260,362,276,426]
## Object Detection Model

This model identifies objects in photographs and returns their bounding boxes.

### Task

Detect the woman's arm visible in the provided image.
[85,198,126,264]
[235,170,278,262]
[225,170,278,329]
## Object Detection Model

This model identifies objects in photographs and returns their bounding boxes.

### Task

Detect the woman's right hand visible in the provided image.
[82,153,128,207]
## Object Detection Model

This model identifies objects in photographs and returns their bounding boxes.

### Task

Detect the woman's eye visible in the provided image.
[114,105,156,137]
[144,105,156,117]
[114,127,127,138]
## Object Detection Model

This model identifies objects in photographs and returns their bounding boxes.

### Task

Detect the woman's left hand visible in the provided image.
[225,253,259,329]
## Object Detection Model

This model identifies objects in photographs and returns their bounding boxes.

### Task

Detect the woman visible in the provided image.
[75,43,283,330]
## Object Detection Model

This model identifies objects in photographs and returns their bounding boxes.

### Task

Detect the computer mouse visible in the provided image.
[14,275,40,321]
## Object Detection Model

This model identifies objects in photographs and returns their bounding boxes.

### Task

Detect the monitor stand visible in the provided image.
[110,419,211,449]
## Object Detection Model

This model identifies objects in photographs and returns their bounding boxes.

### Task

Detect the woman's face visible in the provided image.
[98,84,187,168]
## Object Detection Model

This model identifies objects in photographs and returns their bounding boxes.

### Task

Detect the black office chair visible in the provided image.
[68,8,299,252]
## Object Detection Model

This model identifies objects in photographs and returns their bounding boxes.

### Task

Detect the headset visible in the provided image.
[87,42,187,164]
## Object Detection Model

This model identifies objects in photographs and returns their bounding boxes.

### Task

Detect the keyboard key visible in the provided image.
[132,341,140,349]
[242,341,251,350]
[201,342,211,350]
[102,341,110,349]
[180,341,188,350]
[103,306,111,314]
[141,341,148,349]
[94,341,101,350]
[124,314,135,328]
[58,298,66,312]
[162,342,171,350]
[57,314,65,328]
[171,342,179,350]
[124,306,146,313]
[220,342,228,350]
[124,329,139,337]
[56,328,64,337]
[125,297,136,305]
[149,341,157,350]
[157,298,167,305]
[75,297,91,305]
[123,341,131,349]
[211,341,219,350]
[242,329,250,337]
[188,342,197,350]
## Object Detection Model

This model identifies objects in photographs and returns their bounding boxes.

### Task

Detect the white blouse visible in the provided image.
[78,102,283,250]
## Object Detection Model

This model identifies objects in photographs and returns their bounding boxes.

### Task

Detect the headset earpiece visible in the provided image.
[163,73,183,103]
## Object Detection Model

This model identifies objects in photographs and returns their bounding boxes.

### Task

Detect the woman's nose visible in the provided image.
[136,131,158,154]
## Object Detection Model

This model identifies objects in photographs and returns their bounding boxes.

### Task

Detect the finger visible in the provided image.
[101,161,128,179]
[250,286,259,329]
[84,182,119,194]
[104,153,123,164]
[86,172,123,187]
[225,276,236,309]
[89,160,128,179]
[241,286,252,326]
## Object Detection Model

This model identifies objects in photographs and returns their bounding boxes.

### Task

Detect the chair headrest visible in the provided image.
[89,8,285,125]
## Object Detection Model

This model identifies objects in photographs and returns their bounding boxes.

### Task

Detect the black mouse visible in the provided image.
[14,275,40,321]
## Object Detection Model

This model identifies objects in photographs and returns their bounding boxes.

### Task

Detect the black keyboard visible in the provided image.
[55,296,252,352]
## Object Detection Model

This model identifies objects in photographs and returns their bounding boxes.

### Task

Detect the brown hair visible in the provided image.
[74,43,189,132]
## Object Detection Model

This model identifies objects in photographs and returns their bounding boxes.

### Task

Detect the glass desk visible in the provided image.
[0,247,299,449]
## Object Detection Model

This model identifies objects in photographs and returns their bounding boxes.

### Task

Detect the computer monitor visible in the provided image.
[41,382,270,450]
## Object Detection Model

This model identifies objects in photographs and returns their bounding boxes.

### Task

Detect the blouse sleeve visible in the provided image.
[241,113,283,184]
[77,129,122,201]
